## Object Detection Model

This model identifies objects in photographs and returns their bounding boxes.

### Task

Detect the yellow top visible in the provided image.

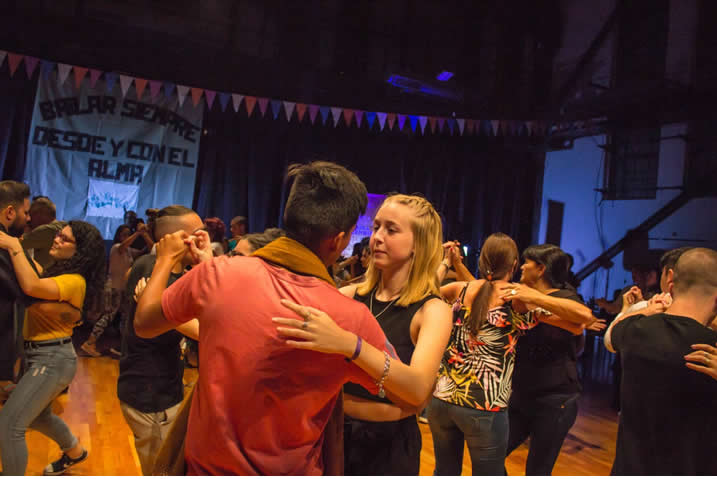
[24,274,86,341]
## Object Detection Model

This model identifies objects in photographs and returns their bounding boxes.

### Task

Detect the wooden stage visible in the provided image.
[17,356,618,476]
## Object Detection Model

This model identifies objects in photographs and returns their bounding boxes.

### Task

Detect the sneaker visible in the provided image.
[80,342,101,357]
[43,449,88,475]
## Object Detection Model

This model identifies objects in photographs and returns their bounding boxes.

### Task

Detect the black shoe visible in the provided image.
[43,449,88,475]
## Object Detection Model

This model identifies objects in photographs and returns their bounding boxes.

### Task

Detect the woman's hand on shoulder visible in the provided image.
[0,230,22,254]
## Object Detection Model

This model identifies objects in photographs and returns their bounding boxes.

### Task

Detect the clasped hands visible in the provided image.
[155,230,213,265]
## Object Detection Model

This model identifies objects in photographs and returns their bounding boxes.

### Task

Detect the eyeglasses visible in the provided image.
[55,232,76,244]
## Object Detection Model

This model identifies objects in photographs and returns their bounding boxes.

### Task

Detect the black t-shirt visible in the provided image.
[610,313,717,475]
[511,289,583,400]
[117,254,185,413]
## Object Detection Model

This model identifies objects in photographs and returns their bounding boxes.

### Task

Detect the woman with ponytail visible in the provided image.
[429,235,590,475]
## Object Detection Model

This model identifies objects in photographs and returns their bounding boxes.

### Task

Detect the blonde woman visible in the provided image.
[276,194,453,475]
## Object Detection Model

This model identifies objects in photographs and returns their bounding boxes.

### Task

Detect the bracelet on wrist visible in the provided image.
[375,351,391,398]
[345,336,362,362]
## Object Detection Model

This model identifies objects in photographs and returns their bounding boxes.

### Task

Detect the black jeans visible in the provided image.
[506,392,579,475]
[344,415,421,476]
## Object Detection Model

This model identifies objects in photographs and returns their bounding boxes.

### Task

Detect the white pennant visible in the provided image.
[177,85,190,107]
[231,94,244,112]
[377,112,387,130]
[419,116,428,134]
[57,64,72,85]
[283,101,296,121]
[490,120,500,135]
[457,119,465,135]
[330,107,343,127]
[119,75,134,97]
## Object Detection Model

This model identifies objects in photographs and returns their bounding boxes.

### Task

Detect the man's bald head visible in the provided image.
[672,248,717,298]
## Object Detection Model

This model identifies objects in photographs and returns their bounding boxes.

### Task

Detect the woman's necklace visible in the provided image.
[370,288,399,319]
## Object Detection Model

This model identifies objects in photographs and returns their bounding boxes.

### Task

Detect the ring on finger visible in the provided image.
[510,289,517,296]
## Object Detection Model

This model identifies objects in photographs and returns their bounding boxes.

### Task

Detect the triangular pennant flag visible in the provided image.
[24,56,39,79]
[419,116,428,134]
[119,75,134,97]
[377,112,387,130]
[164,82,176,98]
[409,115,418,132]
[244,96,257,116]
[89,69,103,89]
[466,119,475,135]
[40,60,55,80]
[319,106,331,125]
[365,111,377,129]
[58,64,72,85]
[386,113,396,130]
[308,104,320,124]
[105,72,118,93]
[149,80,162,101]
[231,94,244,113]
[428,117,437,133]
[7,53,23,77]
[437,117,446,133]
[73,67,88,90]
[457,118,465,135]
[0,51,6,69]
[257,97,269,117]
[343,109,354,127]
[135,78,148,100]
[176,85,189,107]
[397,114,407,131]
[490,120,500,135]
[270,99,282,120]
[204,90,217,110]
[330,107,343,127]
[218,93,231,112]
[283,101,295,121]
[354,110,364,127]
[296,103,307,122]
[525,121,533,136]
[190,87,203,107]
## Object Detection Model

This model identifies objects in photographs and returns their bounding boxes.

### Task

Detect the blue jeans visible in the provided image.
[428,397,509,475]
[0,341,79,475]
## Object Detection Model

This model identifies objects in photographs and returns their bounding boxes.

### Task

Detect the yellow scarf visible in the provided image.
[251,236,336,287]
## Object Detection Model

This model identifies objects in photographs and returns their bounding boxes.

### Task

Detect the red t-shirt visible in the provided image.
[161,256,390,475]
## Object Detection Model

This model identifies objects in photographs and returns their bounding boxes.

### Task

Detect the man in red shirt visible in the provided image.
[135,162,392,475]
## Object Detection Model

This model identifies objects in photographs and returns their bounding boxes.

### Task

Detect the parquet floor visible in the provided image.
[15,356,618,476]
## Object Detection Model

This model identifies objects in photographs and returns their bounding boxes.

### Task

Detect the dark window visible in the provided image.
[604,127,661,200]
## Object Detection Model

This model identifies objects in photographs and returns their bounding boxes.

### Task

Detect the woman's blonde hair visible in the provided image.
[357,194,443,306]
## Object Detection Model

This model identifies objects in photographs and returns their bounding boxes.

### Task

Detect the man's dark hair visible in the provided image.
[157,205,195,218]
[523,243,571,289]
[0,180,30,210]
[283,161,367,250]
[29,196,57,220]
[659,247,693,273]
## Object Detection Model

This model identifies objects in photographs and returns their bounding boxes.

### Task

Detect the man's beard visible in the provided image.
[7,217,26,237]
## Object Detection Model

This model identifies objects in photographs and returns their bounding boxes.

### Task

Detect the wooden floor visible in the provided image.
[15,356,618,476]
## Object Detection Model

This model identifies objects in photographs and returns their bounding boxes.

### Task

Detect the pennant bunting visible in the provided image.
[176,85,189,107]
[204,90,217,110]
[58,64,72,85]
[308,104,319,124]
[89,69,103,89]
[73,66,88,90]
[135,78,148,100]
[319,106,330,125]
[457,118,465,135]
[257,97,270,117]
[149,80,162,101]
[354,110,364,128]
[447,118,455,135]
[330,107,343,127]
[419,116,428,134]
[295,103,307,122]
[190,87,203,107]
[366,111,377,129]
[377,112,387,130]
[525,121,533,136]
[7,53,23,77]
[409,115,418,132]
[343,108,354,127]
[283,101,295,121]
[270,99,282,120]
[105,72,118,93]
[218,93,231,112]
[244,96,257,116]
[24,56,39,79]
[397,114,407,131]
[119,75,134,97]
[40,60,55,80]
[231,94,244,113]
[164,82,176,98]
[0,51,6,69]
[465,119,475,135]
[490,120,499,135]
[386,113,396,131]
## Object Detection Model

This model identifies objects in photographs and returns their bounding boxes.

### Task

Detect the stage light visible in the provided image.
[436,71,454,81]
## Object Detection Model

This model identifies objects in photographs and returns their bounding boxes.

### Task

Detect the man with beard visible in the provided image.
[0,181,32,387]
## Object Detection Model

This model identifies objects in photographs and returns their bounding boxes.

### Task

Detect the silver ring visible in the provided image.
[301,320,309,330]
[510,289,517,296]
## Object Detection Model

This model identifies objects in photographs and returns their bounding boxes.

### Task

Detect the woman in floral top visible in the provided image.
[428,233,586,475]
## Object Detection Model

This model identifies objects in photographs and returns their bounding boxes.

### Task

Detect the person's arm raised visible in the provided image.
[500,283,593,325]
[0,230,58,300]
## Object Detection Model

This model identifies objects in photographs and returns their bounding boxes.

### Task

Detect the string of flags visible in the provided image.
[0,49,587,137]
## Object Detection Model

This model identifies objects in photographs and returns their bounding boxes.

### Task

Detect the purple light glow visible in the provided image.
[436,71,453,81]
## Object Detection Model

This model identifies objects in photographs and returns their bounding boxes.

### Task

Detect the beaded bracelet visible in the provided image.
[376,351,391,398]
[345,336,362,362]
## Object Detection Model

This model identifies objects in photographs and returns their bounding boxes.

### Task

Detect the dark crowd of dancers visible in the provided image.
[0,163,715,476]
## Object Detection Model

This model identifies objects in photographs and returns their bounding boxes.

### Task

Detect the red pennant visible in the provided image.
[74,67,88,89]
[466,119,475,135]
[244,96,257,116]
[190,88,203,107]
[343,109,354,127]
[257,97,269,117]
[386,113,396,130]
[296,103,307,122]
[428,117,437,133]
[135,78,148,100]
[24,56,39,79]
[7,53,23,77]
[89,69,103,88]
